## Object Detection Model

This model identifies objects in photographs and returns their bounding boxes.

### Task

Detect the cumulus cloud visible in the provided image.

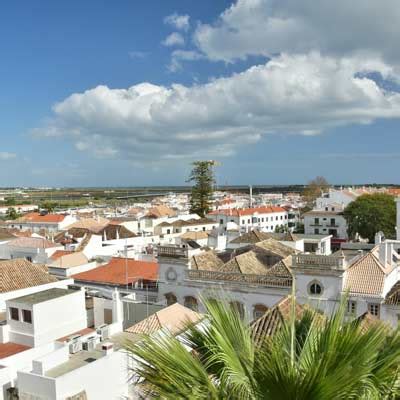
[194,0,400,63]
[33,53,400,164]
[164,13,190,31]
[0,152,16,160]
[162,32,185,47]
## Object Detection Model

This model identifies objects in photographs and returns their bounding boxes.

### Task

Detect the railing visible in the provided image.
[310,223,323,227]
[292,254,345,269]
[157,245,188,258]
[186,269,292,288]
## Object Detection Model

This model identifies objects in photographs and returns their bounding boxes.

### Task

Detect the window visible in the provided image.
[314,217,319,225]
[26,256,32,262]
[266,217,268,222]
[10,307,19,321]
[330,218,336,226]
[22,309,32,323]
[220,219,223,225]
[165,293,177,306]
[325,207,328,211]
[331,207,335,211]
[202,227,206,231]
[280,216,283,220]
[253,304,268,320]
[184,296,198,312]
[368,303,380,317]
[275,216,278,221]
[166,229,171,234]
[248,219,250,224]
[314,228,319,234]
[309,281,323,295]
[347,301,356,315]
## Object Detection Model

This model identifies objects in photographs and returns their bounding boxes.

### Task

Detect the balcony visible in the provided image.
[292,254,345,270]
[186,269,292,288]
[157,245,188,258]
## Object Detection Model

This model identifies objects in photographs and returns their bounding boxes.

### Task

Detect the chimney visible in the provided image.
[379,242,393,268]
[375,231,384,245]
[101,342,114,355]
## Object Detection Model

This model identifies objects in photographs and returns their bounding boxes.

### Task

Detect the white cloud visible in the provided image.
[162,32,185,47]
[0,152,16,160]
[194,0,400,64]
[33,53,400,164]
[164,13,190,31]
[168,50,204,72]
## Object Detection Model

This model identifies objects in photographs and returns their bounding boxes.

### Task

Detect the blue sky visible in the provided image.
[1,0,400,187]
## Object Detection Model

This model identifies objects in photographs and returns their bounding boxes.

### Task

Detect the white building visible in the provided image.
[208,206,288,233]
[303,206,348,252]
[0,287,132,400]
[0,237,63,263]
[8,212,76,234]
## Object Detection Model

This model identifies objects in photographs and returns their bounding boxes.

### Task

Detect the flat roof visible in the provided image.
[11,288,77,305]
[0,342,30,358]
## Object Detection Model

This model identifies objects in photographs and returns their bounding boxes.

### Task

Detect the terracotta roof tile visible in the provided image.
[209,206,286,216]
[16,212,66,223]
[344,253,386,296]
[125,303,203,335]
[0,342,31,359]
[72,257,158,285]
[0,259,57,293]
[7,237,59,249]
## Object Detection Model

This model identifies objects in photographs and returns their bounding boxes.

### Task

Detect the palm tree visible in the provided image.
[125,298,400,399]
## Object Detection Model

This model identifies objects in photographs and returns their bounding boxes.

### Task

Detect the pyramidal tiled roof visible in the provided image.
[251,296,306,346]
[344,252,387,297]
[125,303,203,336]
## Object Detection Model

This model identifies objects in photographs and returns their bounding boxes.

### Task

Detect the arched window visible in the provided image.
[230,301,245,320]
[165,292,177,306]
[308,281,323,296]
[253,304,268,320]
[184,296,198,312]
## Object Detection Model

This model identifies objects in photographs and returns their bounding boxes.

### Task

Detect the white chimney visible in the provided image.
[101,342,114,355]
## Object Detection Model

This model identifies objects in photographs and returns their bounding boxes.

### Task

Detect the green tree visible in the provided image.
[344,193,396,242]
[5,197,16,206]
[6,207,19,220]
[40,201,57,212]
[303,176,329,205]
[187,161,216,217]
[275,224,288,233]
[126,298,400,399]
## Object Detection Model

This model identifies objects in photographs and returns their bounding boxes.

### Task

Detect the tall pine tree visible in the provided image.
[187,161,216,217]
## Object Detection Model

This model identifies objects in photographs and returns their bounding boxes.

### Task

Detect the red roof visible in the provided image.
[72,257,159,285]
[0,342,30,359]
[18,212,66,223]
[51,250,74,260]
[209,206,287,217]
[57,327,96,342]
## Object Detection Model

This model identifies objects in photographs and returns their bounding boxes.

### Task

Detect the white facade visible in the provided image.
[304,211,348,240]
[208,207,288,234]
[5,289,87,347]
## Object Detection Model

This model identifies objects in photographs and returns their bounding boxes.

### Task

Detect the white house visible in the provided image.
[8,212,76,233]
[0,287,132,400]
[0,237,63,263]
[208,206,288,233]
